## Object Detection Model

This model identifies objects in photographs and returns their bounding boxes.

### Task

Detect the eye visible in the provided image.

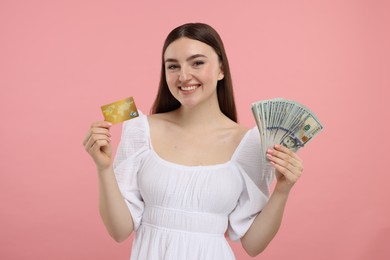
[192,60,205,67]
[167,64,179,70]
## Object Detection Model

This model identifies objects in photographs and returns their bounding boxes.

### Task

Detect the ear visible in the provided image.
[218,63,224,80]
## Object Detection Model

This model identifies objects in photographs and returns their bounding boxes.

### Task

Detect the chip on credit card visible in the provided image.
[101,96,139,124]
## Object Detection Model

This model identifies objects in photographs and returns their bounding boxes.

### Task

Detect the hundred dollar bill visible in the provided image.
[252,98,324,161]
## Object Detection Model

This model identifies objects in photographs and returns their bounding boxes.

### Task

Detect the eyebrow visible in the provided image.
[164,54,207,63]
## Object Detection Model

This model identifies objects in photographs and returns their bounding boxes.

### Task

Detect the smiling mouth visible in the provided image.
[179,84,201,91]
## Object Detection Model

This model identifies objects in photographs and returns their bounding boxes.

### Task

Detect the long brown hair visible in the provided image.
[150,23,237,122]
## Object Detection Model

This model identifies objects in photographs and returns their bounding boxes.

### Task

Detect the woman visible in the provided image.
[83,23,303,259]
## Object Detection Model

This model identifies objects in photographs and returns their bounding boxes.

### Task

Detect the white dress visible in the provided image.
[113,113,274,260]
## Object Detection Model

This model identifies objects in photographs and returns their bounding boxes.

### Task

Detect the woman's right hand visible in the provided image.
[83,121,113,171]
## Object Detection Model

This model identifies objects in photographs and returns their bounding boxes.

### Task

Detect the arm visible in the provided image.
[83,121,134,242]
[97,166,134,242]
[241,144,303,256]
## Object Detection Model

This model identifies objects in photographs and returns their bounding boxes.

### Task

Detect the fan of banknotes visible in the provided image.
[252,98,324,161]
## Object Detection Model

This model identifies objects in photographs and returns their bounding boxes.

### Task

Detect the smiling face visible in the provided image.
[163,37,224,108]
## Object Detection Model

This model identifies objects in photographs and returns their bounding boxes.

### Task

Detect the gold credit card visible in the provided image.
[101,96,139,124]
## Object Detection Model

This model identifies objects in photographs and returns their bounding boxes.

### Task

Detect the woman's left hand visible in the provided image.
[266,144,304,194]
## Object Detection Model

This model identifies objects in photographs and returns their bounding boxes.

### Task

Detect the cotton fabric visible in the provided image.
[113,113,274,260]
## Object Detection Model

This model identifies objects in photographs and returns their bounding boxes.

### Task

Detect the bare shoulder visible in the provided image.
[147,112,176,129]
[146,112,180,142]
[233,123,250,136]
[223,120,251,145]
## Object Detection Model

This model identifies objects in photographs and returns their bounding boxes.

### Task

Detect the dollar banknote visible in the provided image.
[252,98,324,161]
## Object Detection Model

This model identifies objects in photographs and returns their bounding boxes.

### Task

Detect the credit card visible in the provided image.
[101,96,139,124]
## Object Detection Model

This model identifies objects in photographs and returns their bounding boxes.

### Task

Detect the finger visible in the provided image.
[267,153,303,176]
[82,129,92,146]
[266,146,304,174]
[83,121,112,146]
[267,149,302,171]
[90,127,111,138]
[91,121,112,129]
[274,144,301,161]
[84,134,111,153]
[269,145,303,171]
[270,161,300,184]
[90,139,111,154]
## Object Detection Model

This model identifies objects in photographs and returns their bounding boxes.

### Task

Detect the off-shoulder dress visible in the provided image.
[113,113,274,260]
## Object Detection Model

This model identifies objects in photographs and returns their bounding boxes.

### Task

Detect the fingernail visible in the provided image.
[274,144,280,149]
[267,149,273,154]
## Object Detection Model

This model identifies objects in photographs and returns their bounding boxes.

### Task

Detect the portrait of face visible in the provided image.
[281,135,297,149]
[163,37,224,108]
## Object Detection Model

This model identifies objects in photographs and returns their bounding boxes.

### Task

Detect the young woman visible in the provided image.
[83,23,303,260]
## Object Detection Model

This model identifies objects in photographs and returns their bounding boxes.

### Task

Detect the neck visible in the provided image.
[174,99,229,130]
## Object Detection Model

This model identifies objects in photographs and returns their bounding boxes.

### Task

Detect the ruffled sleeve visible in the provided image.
[113,113,149,231]
[228,127,275,241]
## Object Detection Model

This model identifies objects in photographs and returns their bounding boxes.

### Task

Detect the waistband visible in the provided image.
[141,205,228,235]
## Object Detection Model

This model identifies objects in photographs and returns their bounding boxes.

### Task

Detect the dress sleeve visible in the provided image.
[113,113,148,231]
[228,127,275,241]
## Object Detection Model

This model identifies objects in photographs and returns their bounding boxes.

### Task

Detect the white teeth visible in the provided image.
[181,85,199,91]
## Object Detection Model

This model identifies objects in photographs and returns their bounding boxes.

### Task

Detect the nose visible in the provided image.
[179,66,191,82]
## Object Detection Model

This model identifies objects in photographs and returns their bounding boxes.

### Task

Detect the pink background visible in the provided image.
[1,0,389,259]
